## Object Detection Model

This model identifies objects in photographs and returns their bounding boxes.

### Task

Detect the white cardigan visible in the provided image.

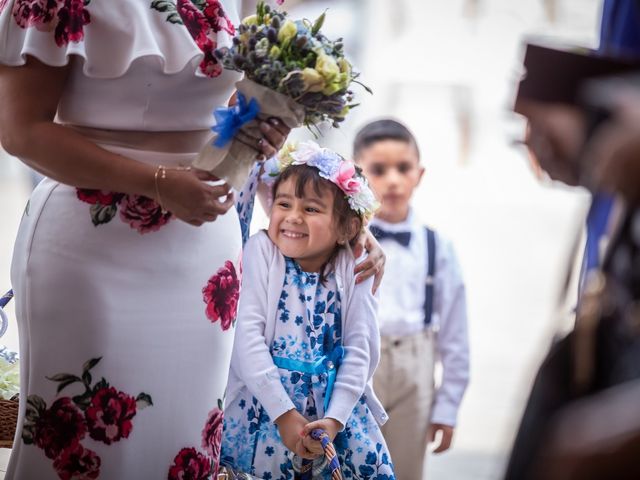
[226,231,388,428]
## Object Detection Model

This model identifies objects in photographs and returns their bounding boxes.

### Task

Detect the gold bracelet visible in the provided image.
[154,165,167,214]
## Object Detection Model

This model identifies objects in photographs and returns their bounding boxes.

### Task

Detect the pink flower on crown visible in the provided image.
[334,162,361,195]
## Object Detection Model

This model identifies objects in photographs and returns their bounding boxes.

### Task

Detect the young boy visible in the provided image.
[353,119,470,480]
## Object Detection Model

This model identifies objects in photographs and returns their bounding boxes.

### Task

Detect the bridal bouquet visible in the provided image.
[193,1,369,189]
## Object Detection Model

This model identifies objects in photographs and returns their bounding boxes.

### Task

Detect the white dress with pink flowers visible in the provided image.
[0,1,257,478]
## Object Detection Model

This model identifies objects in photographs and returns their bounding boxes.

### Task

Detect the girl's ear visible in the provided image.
[344,217,362,245]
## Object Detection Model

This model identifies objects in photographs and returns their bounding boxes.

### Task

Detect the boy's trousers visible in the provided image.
[373,329,435,480]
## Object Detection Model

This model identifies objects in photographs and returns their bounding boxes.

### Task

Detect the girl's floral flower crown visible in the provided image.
[261,141,379,223]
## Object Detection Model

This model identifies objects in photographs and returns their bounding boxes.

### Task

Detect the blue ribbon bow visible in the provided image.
[211,92,260,148]
[272,346,345,412]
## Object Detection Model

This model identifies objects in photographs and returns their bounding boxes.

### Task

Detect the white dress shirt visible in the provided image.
[370,209,470,426]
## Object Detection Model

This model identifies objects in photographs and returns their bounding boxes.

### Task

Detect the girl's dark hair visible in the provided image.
[272,164,363,282]
[353,118,420,158]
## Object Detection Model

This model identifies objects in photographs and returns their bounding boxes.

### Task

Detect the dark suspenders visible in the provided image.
[424,227,436,325]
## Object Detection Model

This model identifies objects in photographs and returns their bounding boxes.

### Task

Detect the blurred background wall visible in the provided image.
[0,1,603,478]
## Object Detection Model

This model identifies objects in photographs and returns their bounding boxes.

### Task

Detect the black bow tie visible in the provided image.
[369,225,412,247]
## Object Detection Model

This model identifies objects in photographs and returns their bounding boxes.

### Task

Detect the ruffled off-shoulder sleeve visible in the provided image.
[0,0,238,78]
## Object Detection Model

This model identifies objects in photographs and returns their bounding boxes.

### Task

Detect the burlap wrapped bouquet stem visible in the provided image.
[193,78,306,190]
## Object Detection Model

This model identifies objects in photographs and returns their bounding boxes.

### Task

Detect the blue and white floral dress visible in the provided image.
[221,258,395,480]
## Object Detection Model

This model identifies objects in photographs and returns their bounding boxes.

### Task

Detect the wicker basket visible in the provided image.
[0,398,18,448]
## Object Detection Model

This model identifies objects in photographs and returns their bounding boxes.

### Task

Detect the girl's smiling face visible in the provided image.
[268,176,342,272]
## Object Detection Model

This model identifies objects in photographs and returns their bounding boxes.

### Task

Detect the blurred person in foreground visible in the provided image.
[506,1,640,472]
[519,0,640,289]
[354,119,470,480]
[509,72,640,480]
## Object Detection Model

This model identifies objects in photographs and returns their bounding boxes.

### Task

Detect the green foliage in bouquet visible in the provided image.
[0,347,19,401]
[214,1,370,132]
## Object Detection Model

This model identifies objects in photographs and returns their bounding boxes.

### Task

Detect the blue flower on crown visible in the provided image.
[307,151,342,180]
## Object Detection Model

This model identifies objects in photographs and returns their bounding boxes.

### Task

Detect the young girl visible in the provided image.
[221,142,396,479]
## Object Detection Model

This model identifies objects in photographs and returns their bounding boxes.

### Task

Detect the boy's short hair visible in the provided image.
[353,119,420,158]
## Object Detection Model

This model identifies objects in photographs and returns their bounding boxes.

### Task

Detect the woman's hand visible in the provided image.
[227,94,291,159]
[257,117,291,159]
[158,168,234,226]
[353,230,386,294]
[274,409,320,460]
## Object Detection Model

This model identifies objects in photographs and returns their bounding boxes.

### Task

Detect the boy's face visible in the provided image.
[356,139,424,223]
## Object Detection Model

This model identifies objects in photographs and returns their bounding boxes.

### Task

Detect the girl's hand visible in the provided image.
[353,230,386,294]
[301,418,343,454]
[275,409,320,460]
[158,168,235,226]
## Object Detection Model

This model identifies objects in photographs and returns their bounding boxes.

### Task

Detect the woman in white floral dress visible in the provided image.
[0,1,293,478]
[0,1,385,477]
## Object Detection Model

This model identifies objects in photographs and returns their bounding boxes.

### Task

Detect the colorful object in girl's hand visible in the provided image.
[298,429,342,480]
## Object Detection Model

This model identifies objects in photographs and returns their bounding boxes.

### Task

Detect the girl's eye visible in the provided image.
[277,201,290,208]
[305,207,319,213]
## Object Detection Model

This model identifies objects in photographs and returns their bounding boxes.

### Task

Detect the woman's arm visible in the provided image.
[0,57,156,194]
[0,57,233,226]
[353,229,386,293]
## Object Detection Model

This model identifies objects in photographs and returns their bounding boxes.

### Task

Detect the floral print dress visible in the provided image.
[221,258,396,480]
[1,1,248,479]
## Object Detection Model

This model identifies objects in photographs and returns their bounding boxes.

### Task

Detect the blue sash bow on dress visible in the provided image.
[272,346,345,412]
